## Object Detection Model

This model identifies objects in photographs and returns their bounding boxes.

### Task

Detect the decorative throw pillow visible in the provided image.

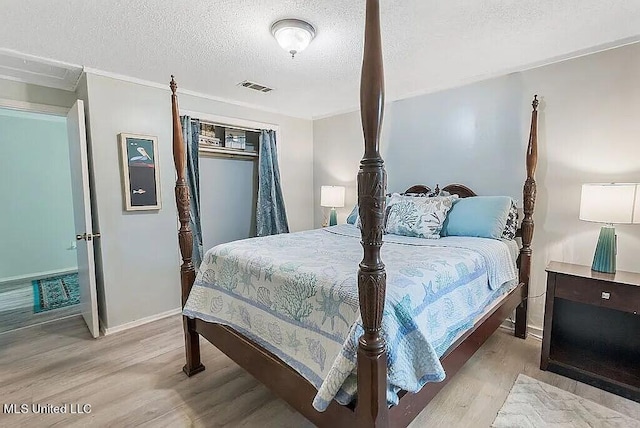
[346,205,359,225]
[501,200,518,240]
[441,196,513,239]
[347,195,391,229]
[385,194,457,239]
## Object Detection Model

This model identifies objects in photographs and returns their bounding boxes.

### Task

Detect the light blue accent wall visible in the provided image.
[0,108,77,281]
[382,76,525,201]
[311,77,527,229]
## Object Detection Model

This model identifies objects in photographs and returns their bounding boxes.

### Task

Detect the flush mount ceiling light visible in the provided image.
[270,19,316,58]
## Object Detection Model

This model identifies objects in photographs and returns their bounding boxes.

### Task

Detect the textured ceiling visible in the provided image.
[1,1,639,119]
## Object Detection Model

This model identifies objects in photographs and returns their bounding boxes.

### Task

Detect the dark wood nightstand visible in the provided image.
[542,261,640,402]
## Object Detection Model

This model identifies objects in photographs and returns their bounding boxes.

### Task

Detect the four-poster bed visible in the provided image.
[169,1,539,426]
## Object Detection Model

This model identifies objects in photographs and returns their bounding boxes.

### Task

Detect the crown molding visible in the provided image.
[6,35,638,122]
[312,36,640,121]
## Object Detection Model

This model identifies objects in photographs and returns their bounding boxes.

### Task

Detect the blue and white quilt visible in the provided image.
[183,224,518,411]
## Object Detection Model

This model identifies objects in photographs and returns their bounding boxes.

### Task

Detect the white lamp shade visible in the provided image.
[579,183,640,224]
[320,186,345,208]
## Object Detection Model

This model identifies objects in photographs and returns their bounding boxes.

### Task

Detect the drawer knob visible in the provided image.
[601,291,611,300]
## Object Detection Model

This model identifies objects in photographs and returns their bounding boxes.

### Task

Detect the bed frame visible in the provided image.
[168,1,538,426]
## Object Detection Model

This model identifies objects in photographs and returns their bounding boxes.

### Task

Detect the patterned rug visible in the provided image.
[32,273,80,313]
[492,374,640,427]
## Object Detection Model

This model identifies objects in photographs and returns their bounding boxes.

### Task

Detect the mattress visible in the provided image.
[183,224,519,410]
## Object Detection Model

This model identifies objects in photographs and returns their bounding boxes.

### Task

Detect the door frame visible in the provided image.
[0,97,101,336]
[0,98,69,116]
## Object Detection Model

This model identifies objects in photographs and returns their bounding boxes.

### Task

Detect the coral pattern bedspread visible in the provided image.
[183,224,518,411]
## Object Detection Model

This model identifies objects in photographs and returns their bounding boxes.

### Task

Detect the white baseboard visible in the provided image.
[500,319,543,341]
[0,267,78,287]
[100,307,181,336]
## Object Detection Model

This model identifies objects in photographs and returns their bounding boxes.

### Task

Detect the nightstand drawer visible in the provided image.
[555,273,639,314]
[599,283,640,314]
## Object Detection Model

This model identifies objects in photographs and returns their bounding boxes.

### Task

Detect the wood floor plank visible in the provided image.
[0,298,81,335]
[0,315,637,427]
[1,320,185,401]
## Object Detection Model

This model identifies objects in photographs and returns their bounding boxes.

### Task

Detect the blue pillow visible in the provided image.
[346,195,393,227]
[441,196,513,239]
[346,205,359,225]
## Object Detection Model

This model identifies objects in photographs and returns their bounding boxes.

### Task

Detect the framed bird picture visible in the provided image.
[118,133,162,211]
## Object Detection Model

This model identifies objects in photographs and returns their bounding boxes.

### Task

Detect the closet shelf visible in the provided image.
[199,146,258,160]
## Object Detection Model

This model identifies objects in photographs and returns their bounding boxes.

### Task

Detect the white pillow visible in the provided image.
[385,193,457,239]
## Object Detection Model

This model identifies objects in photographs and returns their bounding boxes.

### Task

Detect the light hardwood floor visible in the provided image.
[0,305,80,335]
[1,315,638,427]
[0,282,80,334]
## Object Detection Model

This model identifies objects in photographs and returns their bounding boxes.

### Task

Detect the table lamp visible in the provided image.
[321,185,345,226]
[579,183,640,273]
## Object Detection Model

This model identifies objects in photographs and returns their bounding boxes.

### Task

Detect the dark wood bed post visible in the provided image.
[170,76,205,376]
[356,0,389,426]
[515,95,539,339]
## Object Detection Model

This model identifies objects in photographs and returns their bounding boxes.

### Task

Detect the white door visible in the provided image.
[67,100,99,338]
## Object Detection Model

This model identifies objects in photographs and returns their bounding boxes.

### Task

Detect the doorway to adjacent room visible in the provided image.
[0,102,99,337]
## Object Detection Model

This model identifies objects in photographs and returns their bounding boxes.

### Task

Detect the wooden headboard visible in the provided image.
[401,183,477,198]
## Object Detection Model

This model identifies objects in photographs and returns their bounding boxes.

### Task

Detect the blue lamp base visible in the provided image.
[591,225,616,274]
[329,208,337,226]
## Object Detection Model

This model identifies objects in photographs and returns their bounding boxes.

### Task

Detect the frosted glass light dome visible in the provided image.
[271,19,316,58]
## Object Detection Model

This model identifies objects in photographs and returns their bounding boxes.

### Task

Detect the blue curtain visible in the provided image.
[257,130,289,236]
[180,116,203,268]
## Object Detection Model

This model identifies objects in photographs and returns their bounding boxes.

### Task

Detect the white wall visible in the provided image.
[313,42,640,332]
[82,73,313,329]
[199,156,257,250]
[0,108,77,281]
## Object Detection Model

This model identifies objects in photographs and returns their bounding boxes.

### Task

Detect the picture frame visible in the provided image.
[118,133,162,211]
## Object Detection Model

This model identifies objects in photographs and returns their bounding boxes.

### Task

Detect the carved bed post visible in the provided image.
[515,95,539,339]
[355,0,389,426]
[170,76,205,376]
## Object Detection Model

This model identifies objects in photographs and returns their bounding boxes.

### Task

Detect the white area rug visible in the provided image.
[492,374,640,427]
